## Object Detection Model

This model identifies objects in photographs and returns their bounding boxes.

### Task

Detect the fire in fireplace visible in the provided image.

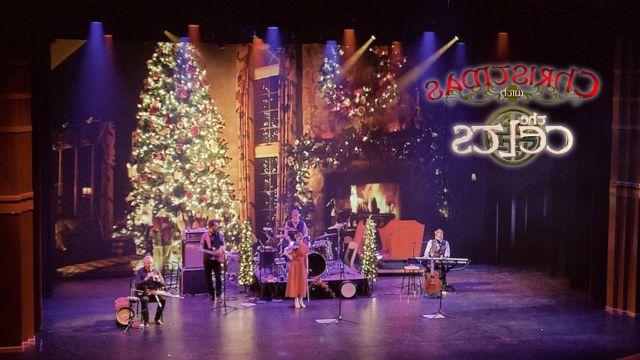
[349,183,400,217]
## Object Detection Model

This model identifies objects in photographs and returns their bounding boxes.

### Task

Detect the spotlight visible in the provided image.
[454,35,460,41]
[371,35,376,40]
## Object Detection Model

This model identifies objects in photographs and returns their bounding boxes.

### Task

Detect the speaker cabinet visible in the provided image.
[180,266,208,295]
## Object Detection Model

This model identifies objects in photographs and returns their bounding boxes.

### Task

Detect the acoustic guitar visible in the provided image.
[424,256,443,294]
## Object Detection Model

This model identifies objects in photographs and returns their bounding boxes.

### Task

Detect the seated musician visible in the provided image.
[135,255,166,327]
[424,229,450,258]
[284,209,308,243]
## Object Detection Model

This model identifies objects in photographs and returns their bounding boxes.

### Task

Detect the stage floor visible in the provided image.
[4,265,640,360]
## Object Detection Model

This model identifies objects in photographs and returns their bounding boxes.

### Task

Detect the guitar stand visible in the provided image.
[422,287,454,319]
[211,261,239,315]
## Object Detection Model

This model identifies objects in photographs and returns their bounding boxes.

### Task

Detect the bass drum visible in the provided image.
[307,252,327,278]
[340,281,357,299]
[114,297,136,327]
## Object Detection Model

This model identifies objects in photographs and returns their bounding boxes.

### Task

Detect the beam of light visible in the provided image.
[398,35,458,90]
[188,24,200,45]
[497,32,508,61]
[418,32,437,79]
[325,40,338,58]
[342,29,356,58]
[342,35,376,73]
[252,35,268,67]
[164,30,180,42]
[266,26,281,51]
[71,21,120,123]
[104,34,113,58]
[453,42,466,69]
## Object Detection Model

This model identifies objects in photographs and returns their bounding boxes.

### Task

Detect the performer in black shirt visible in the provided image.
[201,219,225,302]
[135,255,166,327]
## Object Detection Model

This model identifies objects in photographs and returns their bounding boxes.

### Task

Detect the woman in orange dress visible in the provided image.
[285,233,309,309]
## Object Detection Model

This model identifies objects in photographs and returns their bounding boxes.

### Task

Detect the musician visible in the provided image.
[285,233,309,309]
[201,219,225,303]
[135,255,166,327]
[424,229,453,291]
[424,229,450,258]
[284,209,308,241]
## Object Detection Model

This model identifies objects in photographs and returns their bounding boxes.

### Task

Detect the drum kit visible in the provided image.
[257,222,349,279]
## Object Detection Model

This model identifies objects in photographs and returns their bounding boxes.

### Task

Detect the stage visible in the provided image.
[5,265,640,360]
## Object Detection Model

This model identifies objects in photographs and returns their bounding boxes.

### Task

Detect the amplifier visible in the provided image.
[183,228,206,268]
[180,266,208,295]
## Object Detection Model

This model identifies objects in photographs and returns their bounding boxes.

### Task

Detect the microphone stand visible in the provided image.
[212,254,238,315]
[315,222,356,325]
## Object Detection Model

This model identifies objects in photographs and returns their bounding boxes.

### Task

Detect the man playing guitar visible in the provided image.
[201,219,225,302]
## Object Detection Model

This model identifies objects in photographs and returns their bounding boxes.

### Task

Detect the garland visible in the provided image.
[318,45,406,121]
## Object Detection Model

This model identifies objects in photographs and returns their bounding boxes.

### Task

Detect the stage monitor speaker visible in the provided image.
[180,266,208,295]
[183,228,206,268]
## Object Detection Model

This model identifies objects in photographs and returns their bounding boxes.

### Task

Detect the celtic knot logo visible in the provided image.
[484,107,540,167]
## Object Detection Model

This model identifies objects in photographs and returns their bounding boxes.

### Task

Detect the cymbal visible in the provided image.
[276,227,291,231]
[314,233,337,240]
[274,234,289,239]
[327,222,348,230]
[262,227,272,232]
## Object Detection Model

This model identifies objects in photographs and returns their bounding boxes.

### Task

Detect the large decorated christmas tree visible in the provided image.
[117,42,253,284]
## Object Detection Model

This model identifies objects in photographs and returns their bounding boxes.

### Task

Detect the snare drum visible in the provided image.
[114,297,137,327]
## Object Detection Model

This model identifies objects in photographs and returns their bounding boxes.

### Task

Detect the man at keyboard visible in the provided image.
[424,229,450,258]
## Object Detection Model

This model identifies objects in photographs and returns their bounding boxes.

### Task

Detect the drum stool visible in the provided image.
[400,265,423,295]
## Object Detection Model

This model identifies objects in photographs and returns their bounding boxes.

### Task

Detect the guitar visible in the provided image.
[424,254,443,294]
[200,246,226,262]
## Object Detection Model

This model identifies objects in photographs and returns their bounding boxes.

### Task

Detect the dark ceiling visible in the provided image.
[24,0,635,44]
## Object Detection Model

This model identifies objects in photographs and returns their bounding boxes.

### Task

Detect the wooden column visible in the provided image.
[0,35,36,350]
[606,34,640,318]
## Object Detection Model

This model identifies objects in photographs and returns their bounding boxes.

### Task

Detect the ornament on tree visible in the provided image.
[149,163,164,174]
[176,85,190,100]
[190,125,200,136]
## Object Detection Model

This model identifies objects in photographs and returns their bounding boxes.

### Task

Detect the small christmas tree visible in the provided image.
[361,217,378,286]
[116,42,252,273]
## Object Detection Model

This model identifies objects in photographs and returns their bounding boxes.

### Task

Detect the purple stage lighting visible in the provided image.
[266,26,282,50]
